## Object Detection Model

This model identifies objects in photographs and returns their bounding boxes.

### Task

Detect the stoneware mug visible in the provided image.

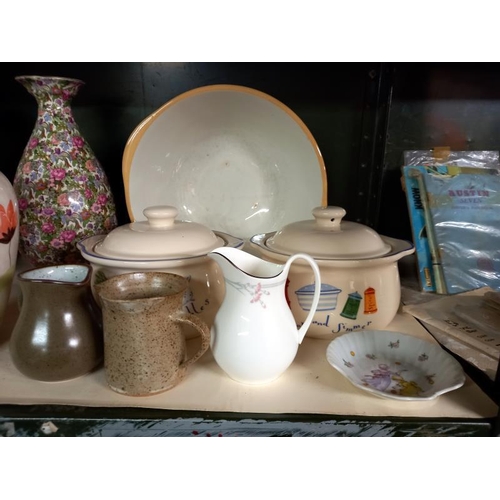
[9,264,103,382]
[96,271,211,396]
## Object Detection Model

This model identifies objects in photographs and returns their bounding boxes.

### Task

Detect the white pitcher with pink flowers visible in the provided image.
[208,247,321,385]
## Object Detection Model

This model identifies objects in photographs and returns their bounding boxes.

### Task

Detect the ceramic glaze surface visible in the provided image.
[208,247,321,385]
[22,264,89,282]
[9,264,102,382]
[95,205,222,259]
[123,84,327,240]
[96,272,210,396]
[78,232,243,338]
[250,233,415,340]
[249,206,415,340]
[267,206,391,259]
[326,330,466,401]
[0,172,19,324]
[13,75,117,265]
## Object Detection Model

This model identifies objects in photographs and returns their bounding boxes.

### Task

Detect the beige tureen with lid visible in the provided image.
[250,206,415,339]
[78,205,243,338]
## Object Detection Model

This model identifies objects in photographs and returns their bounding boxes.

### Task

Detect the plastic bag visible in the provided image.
[401,149,500,293]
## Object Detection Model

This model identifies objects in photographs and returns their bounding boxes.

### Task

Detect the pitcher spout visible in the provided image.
[208,247,285,281]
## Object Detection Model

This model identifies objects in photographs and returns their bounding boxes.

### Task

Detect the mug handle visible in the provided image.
[282,253,322,344]
[172,312,211,369]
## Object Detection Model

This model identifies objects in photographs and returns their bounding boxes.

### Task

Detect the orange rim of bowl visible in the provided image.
[122,84,328,221]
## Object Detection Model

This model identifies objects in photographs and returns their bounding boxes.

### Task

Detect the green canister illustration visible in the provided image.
[340,291,362,319]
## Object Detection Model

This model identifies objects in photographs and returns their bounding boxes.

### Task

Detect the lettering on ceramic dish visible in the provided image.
[299,318,373,333]
[183,295,210,315]
[182,275,210,314]
[331,320,373,333]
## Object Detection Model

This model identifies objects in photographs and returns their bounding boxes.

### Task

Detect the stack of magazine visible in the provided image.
[401,150,500,295]
[403,288,500,380]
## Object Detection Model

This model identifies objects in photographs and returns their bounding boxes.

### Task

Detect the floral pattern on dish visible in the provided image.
[361,363,424,397]
[326,330,466,401]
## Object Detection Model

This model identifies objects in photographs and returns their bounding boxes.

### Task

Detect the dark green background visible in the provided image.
[2,62,500,239]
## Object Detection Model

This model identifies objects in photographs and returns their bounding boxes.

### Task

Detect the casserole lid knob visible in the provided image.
[142,205,177,228]
[312,206,346,230]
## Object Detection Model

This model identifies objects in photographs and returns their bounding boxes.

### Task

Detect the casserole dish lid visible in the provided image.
[265,206,392,259]
[93,205,223,260]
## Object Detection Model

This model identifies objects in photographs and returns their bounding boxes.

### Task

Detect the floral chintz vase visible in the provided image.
[0,171,19,324]
[13,75,117,265]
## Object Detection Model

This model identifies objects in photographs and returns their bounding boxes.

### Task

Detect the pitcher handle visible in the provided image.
[283,253,321,344]
[172,312,211,370]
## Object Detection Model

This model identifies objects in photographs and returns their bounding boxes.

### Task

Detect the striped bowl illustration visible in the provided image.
[295,283,341,311]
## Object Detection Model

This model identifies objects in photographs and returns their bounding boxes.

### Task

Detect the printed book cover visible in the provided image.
[401,165,453,292]
[401,150,500,293]
[423,166,500,294]
[401,166,435,292]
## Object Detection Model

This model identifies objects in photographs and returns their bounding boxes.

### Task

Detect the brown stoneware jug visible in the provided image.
[96,271,210,396]
[9,264,103,381]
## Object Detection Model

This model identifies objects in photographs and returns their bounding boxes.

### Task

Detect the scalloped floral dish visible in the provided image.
[326,330,465,401]
[122,84,327,239]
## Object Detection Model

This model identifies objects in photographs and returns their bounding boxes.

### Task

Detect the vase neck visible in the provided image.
[16,75,84,115]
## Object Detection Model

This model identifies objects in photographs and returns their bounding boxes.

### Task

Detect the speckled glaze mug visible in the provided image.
[96,272,210,396]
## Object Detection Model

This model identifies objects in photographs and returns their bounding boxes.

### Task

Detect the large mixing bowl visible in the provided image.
[122,84,327,240]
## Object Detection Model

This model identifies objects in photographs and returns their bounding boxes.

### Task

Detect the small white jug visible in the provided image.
[208,247,321,384]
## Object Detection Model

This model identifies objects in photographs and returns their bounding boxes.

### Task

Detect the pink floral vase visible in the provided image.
[0,171,19,324]
[13,75,117,265]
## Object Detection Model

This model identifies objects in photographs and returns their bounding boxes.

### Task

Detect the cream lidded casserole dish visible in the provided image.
[250,206,415,339]
[78,205,244,338]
